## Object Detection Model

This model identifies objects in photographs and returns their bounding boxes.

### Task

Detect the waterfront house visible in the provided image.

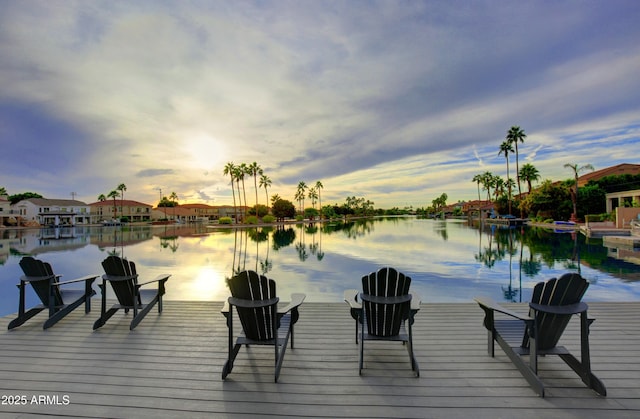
[11,198,91,227]
[89,200,152,223]
[0,195,10,226]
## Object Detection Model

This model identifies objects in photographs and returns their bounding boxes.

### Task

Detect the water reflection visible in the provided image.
[1,218,640,317]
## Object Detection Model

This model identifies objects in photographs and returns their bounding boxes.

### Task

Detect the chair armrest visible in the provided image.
[278,293,306,314]
[474,297,531,321]
[103,274,137,282]
[137,274,171,287]
[57,275,99,286]
[529,301,588,315]
[344,289,360,310]
[19,275,61,284]
[228,296,279,309]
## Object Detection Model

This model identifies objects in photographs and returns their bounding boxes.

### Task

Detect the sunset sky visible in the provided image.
[1,1,639,208]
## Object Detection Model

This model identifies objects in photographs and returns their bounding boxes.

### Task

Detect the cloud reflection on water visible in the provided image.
[1,218,640,318]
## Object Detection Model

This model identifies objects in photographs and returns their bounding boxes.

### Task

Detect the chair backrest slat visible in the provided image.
[228,270,277,341]
[362,267,411,337]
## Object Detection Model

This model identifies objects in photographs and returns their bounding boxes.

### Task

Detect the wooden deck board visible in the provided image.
[0,301,639,418]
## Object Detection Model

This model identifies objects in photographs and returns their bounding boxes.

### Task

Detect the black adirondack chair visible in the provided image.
[93,256,170,330]
[8,256,97,330]
[475,273,606,397]
[221,270,305,382]
[344,267,420,376]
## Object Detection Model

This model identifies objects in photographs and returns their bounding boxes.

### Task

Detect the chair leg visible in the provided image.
[8,307,45,330]
[130,297,158,330]
[93,307,119,330]
[359,321,365,375]
[407,321,419,377]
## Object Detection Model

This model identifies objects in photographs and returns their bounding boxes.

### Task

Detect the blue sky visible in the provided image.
[1,1,639,208]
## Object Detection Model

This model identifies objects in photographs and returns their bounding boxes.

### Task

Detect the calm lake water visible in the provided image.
[2,217,640,317]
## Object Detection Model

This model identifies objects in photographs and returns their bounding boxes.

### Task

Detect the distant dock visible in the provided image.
[485,217,525,227]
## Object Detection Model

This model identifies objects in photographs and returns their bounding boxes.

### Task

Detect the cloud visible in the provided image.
[1,1,639,207]
[136,169,175,178]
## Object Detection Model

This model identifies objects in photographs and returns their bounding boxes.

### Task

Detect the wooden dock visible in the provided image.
[1,301,639,418]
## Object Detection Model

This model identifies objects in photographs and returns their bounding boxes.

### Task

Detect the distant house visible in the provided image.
[578,163,640,187]
[179,203,220,221]
[152,206,198,223]
[11,198,91,227]
[0,195,10,226]
[89,199,152,223]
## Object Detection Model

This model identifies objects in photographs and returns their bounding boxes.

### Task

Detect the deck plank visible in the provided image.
[0,301,639,418]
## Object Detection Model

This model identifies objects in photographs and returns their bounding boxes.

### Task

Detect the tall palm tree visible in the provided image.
[481,171,494,202]
[169,191,178,222]
[519,163,540,194]
[564,163,594,221]
[223,162,237,223]
[315,180,324,218]
[107,190,119,219]
[506,126,526,199]
[233,166,245,220]
[498,140,515,214]
[117,183,127,220]
[296,181,307,213]
[239,163,249,219]
[259,174,272,210]
[97,194,106,202]
[308,187,318,209]
[472,174,484,218]
[248,162,262,207]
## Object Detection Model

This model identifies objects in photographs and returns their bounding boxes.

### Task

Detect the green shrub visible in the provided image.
[295,214,304,221]
[219,217,232,224]
[245,215,259,224]
[262,214,275,223]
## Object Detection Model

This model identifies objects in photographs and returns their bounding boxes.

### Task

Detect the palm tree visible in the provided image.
[223,162,237,223]
[259,174,272,210]
[248,162,262,207]
[233,166,245,220]
[498,140,515,214]
[97,194,106,202]
[296,181,307,213]
[117,183,127,220]
[308,187,318,209]
[481,171,494,202]
[315,180,324,218]
[506,126,526,199]
[472,174,483,215]
[494,177,506,200]
[519,163,540,194]
[169,191,178,222]
[564,163,594,221]
[107,190,119,220]
[239,163,249,219]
